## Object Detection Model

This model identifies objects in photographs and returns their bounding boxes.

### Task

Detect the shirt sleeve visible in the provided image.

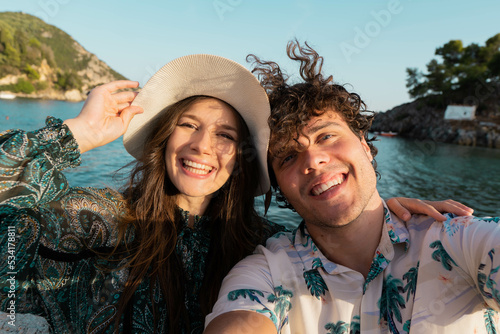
[0,117,81,212]
[0,118,129,281]
[436,214,500,310]
[205,245,292,332]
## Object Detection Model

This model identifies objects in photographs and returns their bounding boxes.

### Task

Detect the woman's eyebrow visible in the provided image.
[179,114,198,121]
[219,124,238,132]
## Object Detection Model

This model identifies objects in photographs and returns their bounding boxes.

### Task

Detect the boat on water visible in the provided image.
[0,92,16,100]
[380,131,398,137]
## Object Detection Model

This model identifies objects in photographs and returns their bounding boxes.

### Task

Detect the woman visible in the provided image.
[0,55,471,333]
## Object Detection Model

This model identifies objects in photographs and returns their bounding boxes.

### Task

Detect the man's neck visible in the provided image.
[306,198,385,278]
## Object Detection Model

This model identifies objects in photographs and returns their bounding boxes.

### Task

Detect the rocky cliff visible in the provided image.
[371,97,500,149]
[0,11,126,101]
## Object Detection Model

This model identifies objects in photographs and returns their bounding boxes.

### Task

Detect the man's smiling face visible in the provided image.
[270,110,379,229]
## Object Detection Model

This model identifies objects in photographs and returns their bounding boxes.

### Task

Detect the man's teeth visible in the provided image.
[312,177,344,196]
[183,160,213,175]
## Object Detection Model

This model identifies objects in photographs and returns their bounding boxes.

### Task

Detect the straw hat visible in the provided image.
[123,54,271,196]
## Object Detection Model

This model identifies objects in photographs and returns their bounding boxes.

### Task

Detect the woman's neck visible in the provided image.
[176,195,211,227]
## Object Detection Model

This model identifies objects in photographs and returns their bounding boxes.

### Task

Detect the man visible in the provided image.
[204,41,500,334]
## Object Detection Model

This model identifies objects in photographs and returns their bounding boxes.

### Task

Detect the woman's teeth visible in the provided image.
[183,159,213,175]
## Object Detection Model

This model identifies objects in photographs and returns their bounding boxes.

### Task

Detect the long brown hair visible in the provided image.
[113,96,265,332]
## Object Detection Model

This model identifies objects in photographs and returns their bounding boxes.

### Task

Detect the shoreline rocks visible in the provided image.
[3,89,87,102]
[371,98,500,149]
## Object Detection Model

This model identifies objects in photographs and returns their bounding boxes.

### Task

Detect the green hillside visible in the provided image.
[0,11,125,96]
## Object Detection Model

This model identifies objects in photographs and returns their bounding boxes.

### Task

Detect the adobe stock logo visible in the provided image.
[34,0,72,22]
[213,0,243,21]
[339,0,403,64]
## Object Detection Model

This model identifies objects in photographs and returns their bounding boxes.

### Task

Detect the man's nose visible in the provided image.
[301,147,328,174]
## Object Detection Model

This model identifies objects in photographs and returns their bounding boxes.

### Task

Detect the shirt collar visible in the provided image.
[382,200,410,251]
[292,222,330,272]
[291,200,410,274]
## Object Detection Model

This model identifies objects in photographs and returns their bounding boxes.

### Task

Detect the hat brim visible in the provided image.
[123,54,271,196]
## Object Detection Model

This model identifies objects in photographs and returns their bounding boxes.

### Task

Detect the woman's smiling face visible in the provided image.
[165,98,240,206]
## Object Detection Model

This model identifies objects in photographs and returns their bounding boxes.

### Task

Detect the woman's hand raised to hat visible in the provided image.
[64,81,143,153]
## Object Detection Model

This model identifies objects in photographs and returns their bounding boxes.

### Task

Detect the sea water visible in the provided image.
[1,98,499,229]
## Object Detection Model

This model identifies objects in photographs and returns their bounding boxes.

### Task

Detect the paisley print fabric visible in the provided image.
[0,118,217,333]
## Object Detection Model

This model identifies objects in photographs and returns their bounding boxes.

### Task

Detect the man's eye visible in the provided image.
[282,154,295,165]
[321,134,332,141]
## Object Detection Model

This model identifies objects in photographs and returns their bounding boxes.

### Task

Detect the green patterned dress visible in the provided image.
[0,118,281,333]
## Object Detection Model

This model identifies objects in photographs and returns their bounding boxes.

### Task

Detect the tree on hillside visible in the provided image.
[406,33,500,107]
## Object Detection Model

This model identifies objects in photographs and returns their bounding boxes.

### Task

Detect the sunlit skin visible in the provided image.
[271,110,385,276]
[166,98,239,220]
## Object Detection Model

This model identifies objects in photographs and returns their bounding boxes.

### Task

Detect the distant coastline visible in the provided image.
[0,89,86,102]
[371,98,500,150]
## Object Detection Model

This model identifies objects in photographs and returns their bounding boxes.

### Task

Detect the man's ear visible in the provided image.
[360,136,373,161]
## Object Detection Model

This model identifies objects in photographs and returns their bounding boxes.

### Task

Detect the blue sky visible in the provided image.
[1,0,499,111]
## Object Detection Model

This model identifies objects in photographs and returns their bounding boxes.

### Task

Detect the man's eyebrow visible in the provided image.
[270,120,344,161]
[306,120,343,135]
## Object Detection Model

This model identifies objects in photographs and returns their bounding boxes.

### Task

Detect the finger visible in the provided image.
[420,205,448,222]
[102,80,140,93]
[386,197,411,221]
[424,200,474,216]
[120,106,144,129]
[390,197,448,221]
[443,200,474,215]
[112,91,139,104]
[117,102,132,111]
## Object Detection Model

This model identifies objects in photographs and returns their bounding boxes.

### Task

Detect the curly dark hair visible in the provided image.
[248,40,378,210]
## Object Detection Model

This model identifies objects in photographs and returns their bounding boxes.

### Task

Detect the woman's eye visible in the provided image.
[218,133,235,141]
[179,122,197,129]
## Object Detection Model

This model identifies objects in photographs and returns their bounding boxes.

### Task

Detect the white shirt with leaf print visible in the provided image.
[206,202,500,334]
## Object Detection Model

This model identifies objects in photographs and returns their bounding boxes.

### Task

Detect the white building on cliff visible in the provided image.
[444,105,476,120]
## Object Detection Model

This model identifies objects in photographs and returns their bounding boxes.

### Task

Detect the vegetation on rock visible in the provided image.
[406,33,500,114]
[372,34,500,149]
[0,11,126,100]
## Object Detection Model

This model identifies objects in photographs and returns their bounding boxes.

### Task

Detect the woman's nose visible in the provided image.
[190,130,213,155]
